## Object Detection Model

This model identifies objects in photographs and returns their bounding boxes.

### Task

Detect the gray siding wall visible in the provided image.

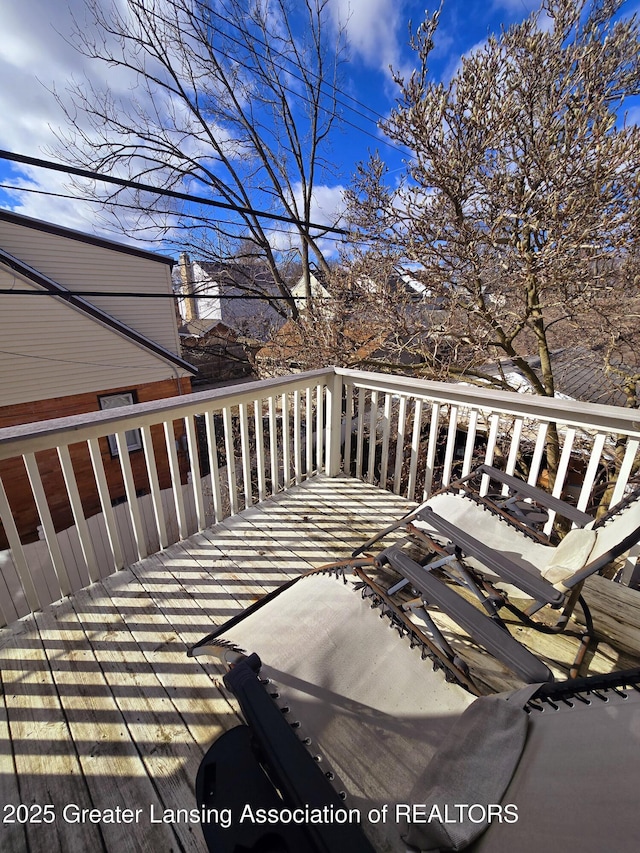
[0,218,181,354]
[0,269,185,406]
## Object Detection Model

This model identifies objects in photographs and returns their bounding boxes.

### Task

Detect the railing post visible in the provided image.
[325,370,343,477]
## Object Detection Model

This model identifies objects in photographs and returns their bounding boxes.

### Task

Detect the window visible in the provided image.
[98,391,143,456]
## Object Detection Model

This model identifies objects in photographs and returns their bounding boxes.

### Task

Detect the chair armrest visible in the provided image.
[476,466,593,526]
[417,506,564,606]
[223,654,376,853]
[386,548,555,684]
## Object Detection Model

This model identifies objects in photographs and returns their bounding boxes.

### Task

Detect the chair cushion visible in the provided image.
[541,528,597,585]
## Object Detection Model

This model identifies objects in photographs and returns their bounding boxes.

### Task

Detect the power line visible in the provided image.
[0,347,191,371]
[184,2,402,153]
[0,288,294,300]
[0,179,391,252]
[194,0,389,125]
[0,181,350,243]
[0,150,349,235]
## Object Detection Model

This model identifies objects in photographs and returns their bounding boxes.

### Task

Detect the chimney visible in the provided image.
[179,252,198,323]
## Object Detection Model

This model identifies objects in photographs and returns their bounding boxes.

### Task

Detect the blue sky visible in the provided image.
[0,0,638,254]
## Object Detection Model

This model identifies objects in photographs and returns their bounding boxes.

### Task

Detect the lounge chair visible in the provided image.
[189,567,640,853]
[352,465,640,682]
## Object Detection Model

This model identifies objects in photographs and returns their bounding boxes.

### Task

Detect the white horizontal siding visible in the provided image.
[0,272,184,405]
[0,218,181,354]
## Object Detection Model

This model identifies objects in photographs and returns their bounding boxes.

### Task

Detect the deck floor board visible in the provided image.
[1,474,638,853]
[0,477,414,853]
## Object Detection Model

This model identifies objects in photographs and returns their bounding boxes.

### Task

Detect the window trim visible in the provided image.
[98,390,143,457]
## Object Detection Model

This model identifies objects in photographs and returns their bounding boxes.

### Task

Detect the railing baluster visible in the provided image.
[343,382,353,478]
[185,415,206,530]
[407,398,423,500]
[393,395,408,495]
[527,422,549,487]
[87,437,123,570]
[423,402,440,500]
[22,452,71,597]
[239,402,253,508]
[611,438,640,507]
[0,475,40,614]
[282,393,291,488]
[355,387,366,480]
[461,409,479,478]
[502,417,524,494]
[204,410,223,523]
[293,389,302,485]
[115,432,148,559]
[480,413,501,495]
[441,405,458,487]
[544,427,577,535]
[163,420,188,539]
[140,425,168,549]
[367,390,379,484]
[268,394,278,495]
[254,399,267,502]
[577,432,606,513]
[379,392,392,490]
[316,384,324,473]
[222,406,238,515]
[305,386,314,479]
[57,445,99,584]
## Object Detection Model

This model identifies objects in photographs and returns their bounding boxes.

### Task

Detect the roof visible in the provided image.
[256,316,388,372]
[0,208,174,266]
[533,348,637,407]
[178,318,226,338]
[0,247,196,375]
[490,348,638,406]
[177,258,284,340]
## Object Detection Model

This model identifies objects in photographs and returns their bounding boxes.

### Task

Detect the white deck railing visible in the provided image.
[1,367,639,625]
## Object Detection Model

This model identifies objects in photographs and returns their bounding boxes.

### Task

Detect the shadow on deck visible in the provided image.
[0,476,413,853]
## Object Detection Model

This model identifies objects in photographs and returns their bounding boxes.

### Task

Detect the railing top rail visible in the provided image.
[2,365,639,462]
[0,368,334,460]
[336,368,640,438]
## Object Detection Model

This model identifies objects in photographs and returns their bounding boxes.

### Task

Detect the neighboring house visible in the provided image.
[0,208,197,546]
[486,347,639,407]
[290,267,445,326]
[290,270,332,313]
[175,253,283,341]
[178,317,255,384]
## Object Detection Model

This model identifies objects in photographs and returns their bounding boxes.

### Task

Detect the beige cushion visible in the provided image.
[541,528,597,585]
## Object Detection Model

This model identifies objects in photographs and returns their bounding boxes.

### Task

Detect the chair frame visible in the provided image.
[361,465,640,682]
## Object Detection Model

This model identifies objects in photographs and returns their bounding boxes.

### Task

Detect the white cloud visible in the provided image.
[0,1,354,252]
[326,0,410,76]
[0,1,139,234]
[624,105,640,127]
[266,183,347,257]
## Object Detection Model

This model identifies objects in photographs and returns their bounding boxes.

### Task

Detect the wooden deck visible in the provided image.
[2,474,639,853]
[0,476,414,853]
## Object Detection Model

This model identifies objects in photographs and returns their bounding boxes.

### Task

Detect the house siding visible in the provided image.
[0,378,191,548]
[0,269,191,406]
[0,215,181,354]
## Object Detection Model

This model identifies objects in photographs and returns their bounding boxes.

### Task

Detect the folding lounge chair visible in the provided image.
[353,466,640,683]
[189,567,640,853]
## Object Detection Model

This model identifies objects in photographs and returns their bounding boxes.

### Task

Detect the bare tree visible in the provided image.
[53,0,346,321]
[347,0,640,478]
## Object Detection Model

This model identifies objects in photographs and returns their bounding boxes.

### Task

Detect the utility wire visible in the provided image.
[0,348,194,371]
[0,150,349,235]
[194,0,389,125]
[0,181,350,243]
[0,289,295,300]
[183,1,402,153]
[0,180,387,251]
